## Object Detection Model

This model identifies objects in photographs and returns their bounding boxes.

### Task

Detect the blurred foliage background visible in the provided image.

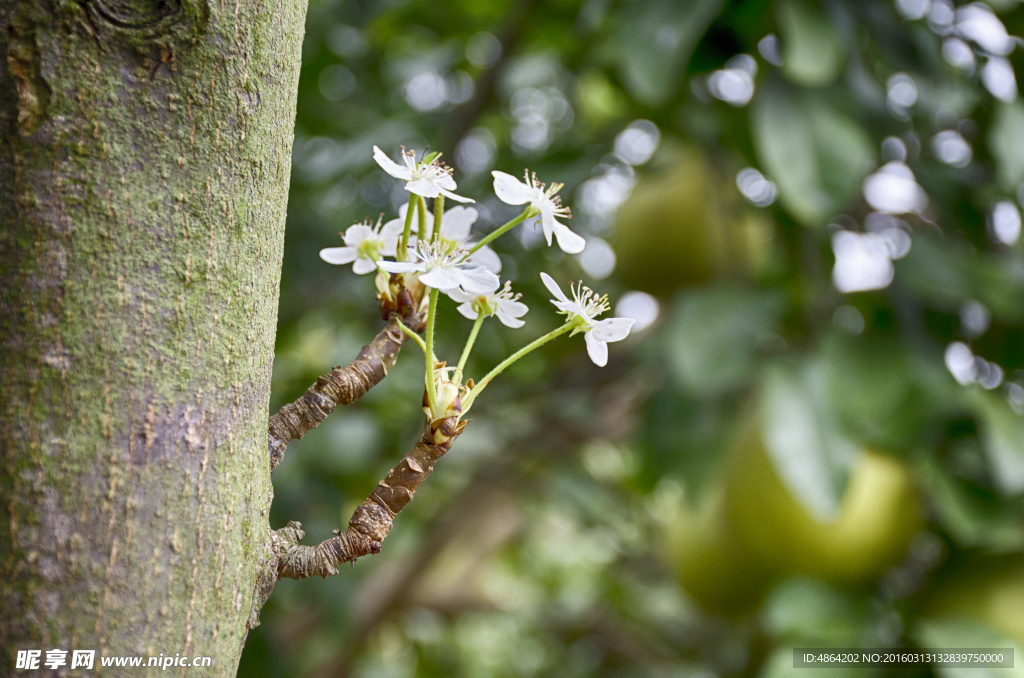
[239,0,1024,676]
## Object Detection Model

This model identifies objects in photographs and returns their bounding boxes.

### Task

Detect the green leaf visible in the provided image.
[641,387,737,497]
[819,334,942,451]
[667,285,785,396]
[760,362,862,521]
[973,390,1024,496]
[613,0,723,106]
[777,0,846,87]
[763,577,870,645]
[918,457,1024,550]
[752,82,875,226]
[989,100,1024,190]
[897,235,1024,323]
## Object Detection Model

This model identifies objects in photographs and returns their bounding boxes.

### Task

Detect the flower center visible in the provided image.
[523,170,571,220]
[357,237,383,260]
[418,240,466,271]
[570,281,609,321]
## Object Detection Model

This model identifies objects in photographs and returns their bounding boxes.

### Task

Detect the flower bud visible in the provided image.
[375,269,394,303]
[435,379,462,419]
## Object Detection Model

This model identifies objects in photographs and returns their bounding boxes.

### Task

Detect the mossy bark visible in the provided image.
[0,0,306,673]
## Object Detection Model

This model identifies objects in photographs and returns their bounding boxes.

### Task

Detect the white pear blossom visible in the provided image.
[373,145,473,203]
[448,280,529,328]
[385,203,502,272]
[540,273,634,366]
[379,240,498,294]
[319,217,403,274]
[492,170,586,254]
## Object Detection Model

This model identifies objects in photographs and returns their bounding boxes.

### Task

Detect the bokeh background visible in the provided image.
[239,0,1024,676]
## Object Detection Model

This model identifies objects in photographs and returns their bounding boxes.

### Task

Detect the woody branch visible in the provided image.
[274,413,466,578]
[266,279,426,471]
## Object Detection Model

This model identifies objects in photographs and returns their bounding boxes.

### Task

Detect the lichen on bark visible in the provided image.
[0,0,306,672]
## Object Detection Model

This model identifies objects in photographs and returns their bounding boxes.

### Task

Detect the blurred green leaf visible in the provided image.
[898,236,1024,323]
[667,285,786,396]
[752,82,875,226]
[763,577,870,645]
[777,0,846,87]
[919,458,1024,550]
[819,334,943,451]
[642,387,737,496]
[760,362,861,521]
[973,391,1024,496]
[915,78,978,119]
[613,0,722,106]
[575,70,628,125]
[989,100,1024,190]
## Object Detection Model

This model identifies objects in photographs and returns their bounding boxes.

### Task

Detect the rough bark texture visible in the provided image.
[0,0,306,674]
[276,414,466,579]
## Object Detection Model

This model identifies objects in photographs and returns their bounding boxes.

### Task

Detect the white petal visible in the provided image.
[405,178,442,198]
[492,171,533,205]
[540,272,570,304]
[343,224,374,247]
[420,267,465,291]
[440,206,478,241]
[467,245,502,273]
[446,287,475,303]
[497,298,528,318]
[378,260,424,274]
[540,208,556,245]
[381,217,405,239]
[584,331,608,367]
[456,302,479,320]
[496,299,528,329]
[456,266,500,295]
[440,187,475,203]
[379,220,405,256]
[551,300,579,314]
[553,222,586,254]
[435,173,458,191]
[495,308,525,328]
[320,247,358,264]
[552,301,577,315]
[352,257,378,275]
[590,317,634,343]
[374,146,412,180]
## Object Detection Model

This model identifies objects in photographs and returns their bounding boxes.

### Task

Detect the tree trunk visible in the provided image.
[0,0,306,673]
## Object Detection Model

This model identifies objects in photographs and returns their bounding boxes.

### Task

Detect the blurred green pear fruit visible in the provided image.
[612,145,772,295]
[661,483,775,613]
[923,556,1024,647]
[724,424,924,584]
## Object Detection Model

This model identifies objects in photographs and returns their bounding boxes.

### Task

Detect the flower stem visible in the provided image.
[417,195,429,242]
[456,314,486,375]
[432,195,445,244]
[466,206,534,256]
[399,200,417,262]
[462,317,582,411]
[423,287,440,417]
[395,318,426,354]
